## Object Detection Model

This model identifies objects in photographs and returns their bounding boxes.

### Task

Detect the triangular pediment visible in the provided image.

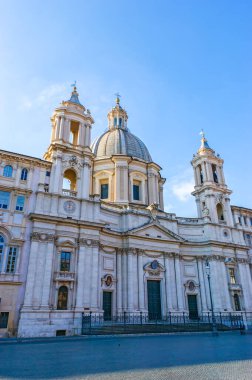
[126,222,185,242]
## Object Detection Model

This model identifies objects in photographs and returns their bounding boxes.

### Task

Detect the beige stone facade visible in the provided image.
[0,87,252,337]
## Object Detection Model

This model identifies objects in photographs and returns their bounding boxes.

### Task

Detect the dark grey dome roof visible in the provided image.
[91,128,152,162]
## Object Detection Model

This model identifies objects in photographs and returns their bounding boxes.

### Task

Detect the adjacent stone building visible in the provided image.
[0,87,251,337]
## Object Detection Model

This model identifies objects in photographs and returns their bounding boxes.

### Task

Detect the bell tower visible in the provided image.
[44,85,94,198]
[191,131,234,226]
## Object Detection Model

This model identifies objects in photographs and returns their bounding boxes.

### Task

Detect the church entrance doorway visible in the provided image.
[187,294,198,319]
[147,280,161,320]
[103,291,112,321]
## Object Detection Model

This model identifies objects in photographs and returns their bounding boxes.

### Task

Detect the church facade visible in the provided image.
[0,87,252,337]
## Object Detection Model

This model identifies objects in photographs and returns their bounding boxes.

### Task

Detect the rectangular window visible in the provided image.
[0,191,10,210]
[0,312,9,328]
[133,184,140,200]
[244,216,247,226]
[15,195,25,211]
[113,117,117,126]
[133,181,140,201]
[238,216,242,225]
[46,171,51,177]
[101,184,109,199]
[229,268,236,284]
[60,252,71,272]
[6,247,18,273]
[250,218,252,227]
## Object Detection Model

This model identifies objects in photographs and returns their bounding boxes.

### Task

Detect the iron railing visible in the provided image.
[82,311,245,335]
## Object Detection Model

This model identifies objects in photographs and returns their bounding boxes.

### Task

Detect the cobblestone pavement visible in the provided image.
[1,333,252,379]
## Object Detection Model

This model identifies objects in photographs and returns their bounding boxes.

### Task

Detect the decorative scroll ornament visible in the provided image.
[143,260,165,276]
[146,203,159,220]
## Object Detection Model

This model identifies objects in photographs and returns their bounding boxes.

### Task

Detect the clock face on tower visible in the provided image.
[63,200,76,214]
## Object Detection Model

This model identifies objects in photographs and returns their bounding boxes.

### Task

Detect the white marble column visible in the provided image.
[239,262,252,311]
[55,116,60,140]
[198,259,208,311]
[127,252,134,311]
[210,260,222,311]
[122,251,127,310]
[41,241,55,308]
[90,245,99,310]
[76,245,86,308]
[175,255,184,310]
[83,246,92,308]
[220,261,232,310]
[23,240,39,307]
[116,250,123,312]
[137,252,145,310]
[59,116,65,140]
[164,255,175,311]
[206,162,212,182]
[32,242,47,307]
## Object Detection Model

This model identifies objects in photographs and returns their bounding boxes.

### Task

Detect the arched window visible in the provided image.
[198,165,203,184]
[3,165,13,178]
[233,294,241,311]
[212,164,218,183]
[20,168,28,181]
[69,121,79,145]
[216,203,224,221]
[0,234,5,271]
[63,169,77,191]
[57,286,68,310]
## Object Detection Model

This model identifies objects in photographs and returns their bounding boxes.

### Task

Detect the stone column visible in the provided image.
[137,252,145,310]
[239,262,252,311]
[116,250,123,312]
[175,255,184,310]
[76,244,85,309]
[23,240,39,307]
[83,246,92,308]
[59,116,65,140]
[164,255,175,311]
[81,162,91,199]
[197,259,208,311]
[210,260,222,311]
[90,244,99,310]
[122,251,127,310]
[55,116,60,140]
[15,167,22,186]
[32,242,47,307]
[206,162,212,182]
[127,251,134,311]
[220,261,232,310]
[41,240,55,308]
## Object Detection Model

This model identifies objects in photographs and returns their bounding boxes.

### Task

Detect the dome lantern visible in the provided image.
[92,97,152,162]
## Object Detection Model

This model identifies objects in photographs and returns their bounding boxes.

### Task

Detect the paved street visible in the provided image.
[1,333,252,379]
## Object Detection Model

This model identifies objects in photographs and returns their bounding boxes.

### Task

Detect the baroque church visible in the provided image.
[0,86,252,337]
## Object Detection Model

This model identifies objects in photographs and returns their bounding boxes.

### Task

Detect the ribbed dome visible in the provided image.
[92,128,152,162]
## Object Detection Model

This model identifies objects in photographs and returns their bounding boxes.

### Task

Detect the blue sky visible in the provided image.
[0,1,251,216]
